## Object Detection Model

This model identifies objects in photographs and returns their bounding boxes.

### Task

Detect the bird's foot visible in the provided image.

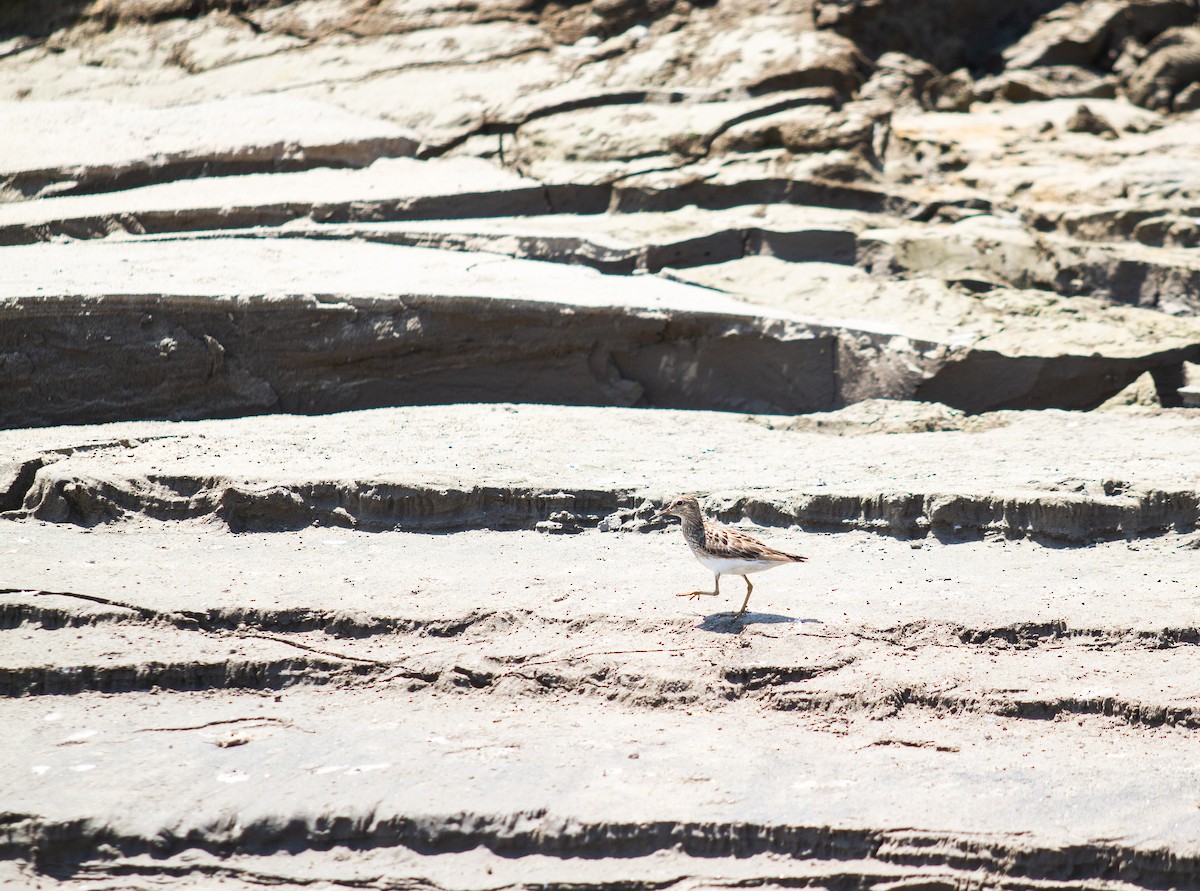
[677,591,718,600]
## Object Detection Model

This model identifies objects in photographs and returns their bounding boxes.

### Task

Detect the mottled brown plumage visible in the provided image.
[654,495,807,617]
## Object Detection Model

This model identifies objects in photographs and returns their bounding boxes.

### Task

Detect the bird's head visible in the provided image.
[654,495,702,522]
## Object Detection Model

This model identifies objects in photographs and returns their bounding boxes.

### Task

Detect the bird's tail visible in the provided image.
[786,553,808,563]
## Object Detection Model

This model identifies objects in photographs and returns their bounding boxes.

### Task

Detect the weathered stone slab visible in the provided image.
[508,90,841,167]
[0,157,603,244]
[9,198,1195,417]
[4,522,1200,882]
[890,99,1200,210]
[1,404,1197,541]
[975,65,1118,102]
[857,215,1200,312]
[276,204,878,272]
[4,658,1200,884]
[0,519,1192,633]
[2,521,1199,680]
[673,256,1200,411]
[0,849,1048,891]
[0,96,420,200]
[608,164,936,217]
[1049,236,1200,312]
[1000,1,1127,70]
[0,236,851,426]
[2,416,1199,883]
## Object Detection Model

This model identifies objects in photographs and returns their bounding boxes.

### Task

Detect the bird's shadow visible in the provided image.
[698,612,824,635]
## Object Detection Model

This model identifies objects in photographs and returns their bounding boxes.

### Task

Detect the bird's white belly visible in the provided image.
[693,553,776,576]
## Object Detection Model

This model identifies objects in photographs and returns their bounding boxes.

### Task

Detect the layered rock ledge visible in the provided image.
[6,0,1200,887]
[1,403,1197,540]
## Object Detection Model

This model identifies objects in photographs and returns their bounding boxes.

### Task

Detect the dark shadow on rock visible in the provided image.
[699,612,824,634]
[1,0,306,41]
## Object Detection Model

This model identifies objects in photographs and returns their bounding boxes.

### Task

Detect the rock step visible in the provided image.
[0,849,1129,891]
[245,207,870,275]
[5,588,1200,731]
[5,233,1199,426]
[0,155,929,245]
[859,218,1200,311]
[14,473,1200,540]
[2,522,1197,720]
[1,237,860,426]
[0,96,421,201]
[10,810,1196,891]
[4,691,1200,884]
[2,405,1197,540]
[8,592,1199,651]
[0,157,610,245]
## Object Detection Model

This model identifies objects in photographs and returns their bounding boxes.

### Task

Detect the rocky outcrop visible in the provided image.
[0,12,1197,425]
[1097,369,1162,408]
[1123,25,1200,111]
[821,0,1200,113]
[5,2,1200,888]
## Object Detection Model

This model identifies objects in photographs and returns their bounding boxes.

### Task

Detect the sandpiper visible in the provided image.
[654,495,807,617]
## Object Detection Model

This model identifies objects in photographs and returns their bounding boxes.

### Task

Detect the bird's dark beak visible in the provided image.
[653,508,672,521]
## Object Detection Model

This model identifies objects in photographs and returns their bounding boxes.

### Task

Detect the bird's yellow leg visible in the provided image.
[678,574,722,600]
[733,576,754,617]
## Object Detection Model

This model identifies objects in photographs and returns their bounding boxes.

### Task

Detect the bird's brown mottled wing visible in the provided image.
[705,523,807,563]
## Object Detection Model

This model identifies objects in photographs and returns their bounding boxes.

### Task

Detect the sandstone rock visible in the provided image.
[674,254,1200,412]
[510,90,840,169]
[2,403,1198,540]
[157,11,305,73]
[1133,213,1200,248]
[889,98,1200,266]
[1001,0,1126,70]
[856,52,941,109]
[859,215,1055,287]
[0,236,869,426]
[7,3,1200,885]
[1124,26,1200,110]
[925,68,975,111]
[1066,102,1120,136]
[708,103,882,159]
[975,65,1118,102]
[1056,203,1187,242]
[0,96,420,200]
[0,156,592,244]
[4,612,1200,885]
[1049,237,1200,310]
[997,0,1199,110]
[279,204,875,273]
[23,211,1144,420]
[1096,370,1162,408]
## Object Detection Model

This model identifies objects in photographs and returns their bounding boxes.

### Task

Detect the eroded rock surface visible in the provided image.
[2,1,1200,425]
[2,403,1197,540]
[4,0,1200,887]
